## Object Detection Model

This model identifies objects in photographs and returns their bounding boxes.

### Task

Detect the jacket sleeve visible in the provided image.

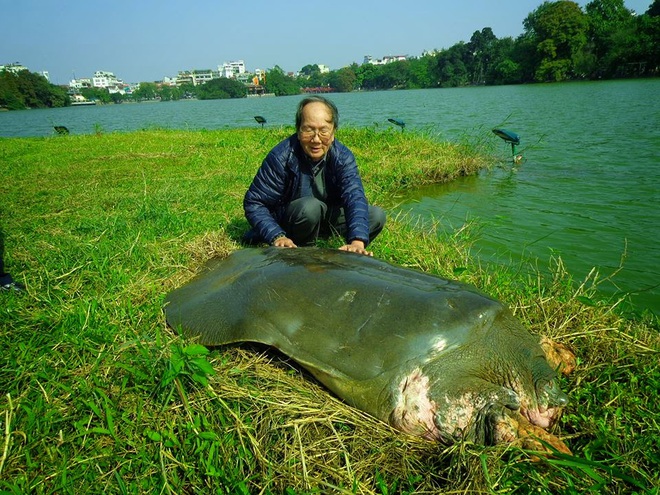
[332,142,371,245]
[243,147,289,244]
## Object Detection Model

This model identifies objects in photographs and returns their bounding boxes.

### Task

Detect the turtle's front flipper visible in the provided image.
[540,337,576,376]
[477,403,572,455]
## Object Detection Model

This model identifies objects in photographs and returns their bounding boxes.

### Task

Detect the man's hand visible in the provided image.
[273,236,297,248]
[339,240,373,256]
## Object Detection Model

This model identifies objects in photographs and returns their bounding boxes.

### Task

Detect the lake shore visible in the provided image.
[1,128,658,494]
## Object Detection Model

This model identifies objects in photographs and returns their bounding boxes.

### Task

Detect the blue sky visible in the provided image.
[1,0,652,85]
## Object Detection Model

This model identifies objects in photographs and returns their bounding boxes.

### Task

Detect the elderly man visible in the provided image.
[243,96,385,256]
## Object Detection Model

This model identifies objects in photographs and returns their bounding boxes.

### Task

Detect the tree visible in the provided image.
[626,12,660,76]
[407,56,435,88]
[15,72,42,107]
[196,77,246,100]
[509,32,541,82]
[299,64,321,78]
[434,43,470,87]
[490,59,523,84]
[0,69,69,109]
[110,92,124,104]
[381,60,412,89]
[178,83,196,99]
[133,82,158,101]
[327,67,356,92]
[585,0,636,76]
[354,63,379,90]
[299,64,327,88]
[81,87,111,103]
[524,1,589,81]
[264,66,300,96]
[158,85,185,101]
[467,27,498,84]
[0,71,24,109]
[484,37,524,84]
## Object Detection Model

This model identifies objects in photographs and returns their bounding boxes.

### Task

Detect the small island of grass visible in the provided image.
[1,128,657,494]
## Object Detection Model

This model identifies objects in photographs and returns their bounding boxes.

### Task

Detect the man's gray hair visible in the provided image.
[295,96,339,131]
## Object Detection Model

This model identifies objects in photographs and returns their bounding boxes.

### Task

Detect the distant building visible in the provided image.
[0,63,51,82]
[176,71,193,86]
[93,71,124,90]
[192,69,216,85]
[121,82,140,95]
[176,69,219,86]
[0,62,29,73]
[69,77,93,90]
[220,60,246,79]
[363,55,408,65]
[317,64,330,74]
[163,61,263,87]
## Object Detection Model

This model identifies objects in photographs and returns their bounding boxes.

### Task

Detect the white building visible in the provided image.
[176,71,193,86]
[220,60,246,79]
[162,76,178,86]
[1,64,50,82]
[92,71,124,89]
[0,62,29,74]
[363,55,408,65]
[176,69,219,86]
[69,78,93,90]
[192,69,216,85]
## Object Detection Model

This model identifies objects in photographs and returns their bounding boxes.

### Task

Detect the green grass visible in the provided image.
[1,127,658,494]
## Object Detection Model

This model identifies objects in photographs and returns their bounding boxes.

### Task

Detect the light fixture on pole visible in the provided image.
[492,128,522,163]
[388,118,406,132]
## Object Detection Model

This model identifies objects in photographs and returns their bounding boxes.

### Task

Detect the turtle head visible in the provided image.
[463,342,570,449]
[519,353,569,429]
[482,312,571,430]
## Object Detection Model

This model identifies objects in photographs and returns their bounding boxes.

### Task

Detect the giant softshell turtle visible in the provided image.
[165,247,573,452]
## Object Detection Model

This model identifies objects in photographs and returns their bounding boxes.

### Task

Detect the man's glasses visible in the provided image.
[299,127,334,140]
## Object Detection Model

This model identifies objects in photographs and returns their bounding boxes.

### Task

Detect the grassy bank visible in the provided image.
[1,128,658,494]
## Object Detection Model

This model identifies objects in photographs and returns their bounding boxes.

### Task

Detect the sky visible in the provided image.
[1,0,653,85]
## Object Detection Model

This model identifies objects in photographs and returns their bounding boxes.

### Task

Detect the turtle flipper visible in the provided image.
[476,403,572,454]
[540,337,576,376]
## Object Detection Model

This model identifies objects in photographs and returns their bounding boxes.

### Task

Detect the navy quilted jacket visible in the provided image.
[243,134,371,245]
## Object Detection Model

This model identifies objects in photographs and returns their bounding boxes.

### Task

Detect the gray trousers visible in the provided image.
[282,197,386,246]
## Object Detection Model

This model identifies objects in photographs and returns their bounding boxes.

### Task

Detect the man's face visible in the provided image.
[297,101,335,161]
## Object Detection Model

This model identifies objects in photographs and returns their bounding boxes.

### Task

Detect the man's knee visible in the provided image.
[369,205,386,239]
[286,197,326,225]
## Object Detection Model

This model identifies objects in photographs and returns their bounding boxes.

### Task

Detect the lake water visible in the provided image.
[1,80,658,315]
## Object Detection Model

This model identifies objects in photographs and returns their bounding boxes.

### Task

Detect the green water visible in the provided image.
[2,79,658,314]
[396,80,659,316]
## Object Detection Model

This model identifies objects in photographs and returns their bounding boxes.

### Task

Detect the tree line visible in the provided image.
[2,0,658,109]
[275,0,659,94]
[0,70,69,110]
